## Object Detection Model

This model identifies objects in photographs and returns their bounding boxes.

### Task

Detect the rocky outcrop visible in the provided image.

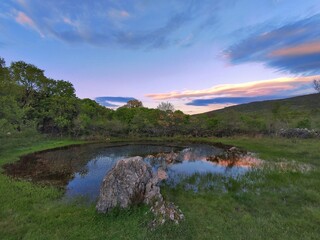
[279,128,320,138]
[96,156,184,227]
[96,156,156,213]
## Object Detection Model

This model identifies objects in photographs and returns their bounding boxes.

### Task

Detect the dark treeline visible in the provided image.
[0,57,211,138]
[2,57,319,139]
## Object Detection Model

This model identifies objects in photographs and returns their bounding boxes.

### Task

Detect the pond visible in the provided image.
[3,142,255,201]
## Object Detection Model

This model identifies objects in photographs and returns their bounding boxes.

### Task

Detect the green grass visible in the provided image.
[197,93,320,131]
[0,136,320,239]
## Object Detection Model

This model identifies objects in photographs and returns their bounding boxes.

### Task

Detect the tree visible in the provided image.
[313,79,320,93]
[44,79,76,98]
[157,102,175,112]
[0,58,25,134]
[10,61,48,107]
[124,99,143,108]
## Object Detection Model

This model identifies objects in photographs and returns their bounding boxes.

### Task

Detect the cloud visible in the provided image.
[15,11,35,28]
[107,9,130,21]
[4,0,223,49]
[186,96,283,106]
[146,75,318,100]
[114,12,192,49]
[95,96,136,108]
[225,14,320,74]
[270,41,320,57]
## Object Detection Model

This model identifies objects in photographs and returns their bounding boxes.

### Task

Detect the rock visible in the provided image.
[164,151,179,164]
[96,156,184,227]
[96,156,156,213]
[207,147,246,166]
[279,128,319,138]
[149,200,185,228]
[157,167,168,181]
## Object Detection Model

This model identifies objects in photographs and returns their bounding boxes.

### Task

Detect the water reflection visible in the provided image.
[3,143,255,201]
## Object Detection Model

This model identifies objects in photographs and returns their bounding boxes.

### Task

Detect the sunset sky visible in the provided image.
[1,0,320,114]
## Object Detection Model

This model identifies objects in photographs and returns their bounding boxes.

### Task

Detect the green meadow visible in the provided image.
[1,136,319,240]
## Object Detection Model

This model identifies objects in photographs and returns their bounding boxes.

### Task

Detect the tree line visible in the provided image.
[1,57,319,139]
[1,57,208,138]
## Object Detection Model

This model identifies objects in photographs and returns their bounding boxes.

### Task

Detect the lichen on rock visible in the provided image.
[96,156,184,227]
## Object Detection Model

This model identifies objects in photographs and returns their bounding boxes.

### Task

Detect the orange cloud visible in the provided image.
[15,11,36,28]
[146,75,318,100]
[270,41,320,57]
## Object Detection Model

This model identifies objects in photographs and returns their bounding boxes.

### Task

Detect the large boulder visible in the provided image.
[96,156,160,213]
[96,156,184,227]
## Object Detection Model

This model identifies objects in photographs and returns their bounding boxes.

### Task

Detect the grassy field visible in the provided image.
[0,136,319,239]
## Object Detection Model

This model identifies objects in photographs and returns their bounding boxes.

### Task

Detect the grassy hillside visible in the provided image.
[204,94,320,115]
[197,94,320,133]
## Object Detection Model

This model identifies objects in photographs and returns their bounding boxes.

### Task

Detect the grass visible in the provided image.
[198,93,320,132]
[0,135,320,239]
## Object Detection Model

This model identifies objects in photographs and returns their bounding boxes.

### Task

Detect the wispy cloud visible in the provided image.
[95,96,135,108]
[225,14,320,74]
[15,11,35,28]
[146,75,318,100]
[3,0,225,49]
[270,41,320,57]
[107,9,130,21]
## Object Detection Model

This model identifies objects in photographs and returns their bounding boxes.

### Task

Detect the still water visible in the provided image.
[4,142,250,201]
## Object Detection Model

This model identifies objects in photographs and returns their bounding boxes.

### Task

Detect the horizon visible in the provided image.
[1,0,320,114]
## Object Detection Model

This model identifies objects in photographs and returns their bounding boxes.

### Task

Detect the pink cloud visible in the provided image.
[15,11,36,28]
[146,75,318,100]
[270,41,320,57]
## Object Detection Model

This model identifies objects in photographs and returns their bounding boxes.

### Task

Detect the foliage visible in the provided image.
[1,55,320,139]
[123,99,143,108]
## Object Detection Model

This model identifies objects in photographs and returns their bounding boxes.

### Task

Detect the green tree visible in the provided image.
[43,79,76,98]
[0,58,24,134]
[10,61,48,107]
[38,96,78,134]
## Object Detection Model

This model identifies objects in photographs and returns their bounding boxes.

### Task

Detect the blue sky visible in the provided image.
[1,0,320,113]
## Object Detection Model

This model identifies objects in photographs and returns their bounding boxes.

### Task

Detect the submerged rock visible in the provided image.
[145,151,179,167]
[207,147,246,166]
[207,147,262,167]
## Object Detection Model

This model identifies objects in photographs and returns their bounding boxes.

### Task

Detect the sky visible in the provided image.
[1,0,320,114]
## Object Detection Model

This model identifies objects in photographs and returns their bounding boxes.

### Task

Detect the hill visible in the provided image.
[202,94,320,116]
[196,94,320,134]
